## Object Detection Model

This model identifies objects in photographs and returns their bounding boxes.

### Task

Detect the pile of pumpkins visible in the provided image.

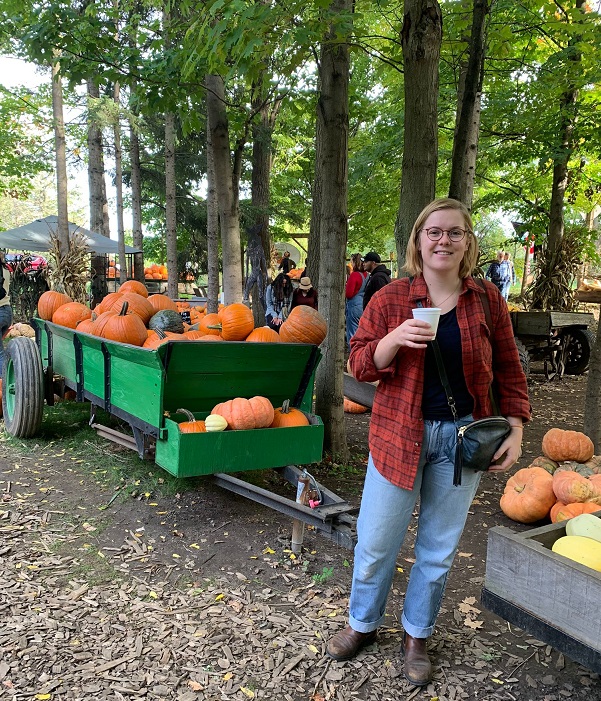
[177,397,310,434]
[144,263,169,280]
[37,282,328,349]
[500,427,601,525]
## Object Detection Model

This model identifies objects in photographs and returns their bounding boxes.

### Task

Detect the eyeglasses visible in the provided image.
[421,227,467,242]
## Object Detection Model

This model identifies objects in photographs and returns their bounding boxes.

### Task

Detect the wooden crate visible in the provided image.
[483,519,601,672]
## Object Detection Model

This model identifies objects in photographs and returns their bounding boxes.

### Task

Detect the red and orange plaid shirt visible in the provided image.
[349,275,530,490]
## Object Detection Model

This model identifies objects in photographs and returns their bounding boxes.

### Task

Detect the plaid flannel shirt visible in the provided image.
[349,275,530,490]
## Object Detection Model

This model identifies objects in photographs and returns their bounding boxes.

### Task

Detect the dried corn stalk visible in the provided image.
[525,229,581,312]
[47,232,89,303]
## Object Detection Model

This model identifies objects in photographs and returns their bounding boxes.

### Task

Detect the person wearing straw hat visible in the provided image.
[292,276,318,310]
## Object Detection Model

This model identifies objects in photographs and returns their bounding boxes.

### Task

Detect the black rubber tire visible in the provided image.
[515,338,531,377]
[2,336,44,438]
[564,328,595,375]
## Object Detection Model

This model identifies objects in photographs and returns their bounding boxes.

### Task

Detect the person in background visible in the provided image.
[0,251,13,375]
[485,251,506,294]
[345,253,368,348]
[292,277,318,310]
[326,198,529,686]
[278,251,296,275]
[362,252,391,310]
[502,252,516,300]
[265,272,293,331]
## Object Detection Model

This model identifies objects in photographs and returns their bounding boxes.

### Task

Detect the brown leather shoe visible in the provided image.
[326,625,377,661]
[401,633,432,686]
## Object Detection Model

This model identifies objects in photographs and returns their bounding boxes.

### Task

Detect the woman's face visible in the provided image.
[418,209,469,278]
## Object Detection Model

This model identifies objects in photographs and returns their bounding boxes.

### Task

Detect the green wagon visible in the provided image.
[2,319,357,548]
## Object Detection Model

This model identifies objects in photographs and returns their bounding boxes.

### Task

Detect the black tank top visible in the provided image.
[421,307,474,420]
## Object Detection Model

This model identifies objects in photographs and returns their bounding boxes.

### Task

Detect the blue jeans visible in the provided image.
[0,304,13,376]
[349,417,481,639]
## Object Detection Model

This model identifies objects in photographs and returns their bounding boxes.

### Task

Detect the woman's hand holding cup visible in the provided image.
[390,317,437,348]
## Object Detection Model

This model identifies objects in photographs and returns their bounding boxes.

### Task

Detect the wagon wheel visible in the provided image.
[563,328,595,375]
[514,338,530,377]
[2,336,44,438]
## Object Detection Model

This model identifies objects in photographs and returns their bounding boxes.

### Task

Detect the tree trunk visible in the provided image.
[249,83,280,324]
[547,0,584,256]
[113,82,127,283]
[165,111,178,300]
[206,74,243,305]
[394,0,442,270]
[129,80,144,283]
[87,79,110,237]
[584,321,601,451]
[87,78,109,305]
[308,108,323,288]
[51,59,69,256]
[448,0,489,209]
[206,86,220,315]
[314,0,352,461]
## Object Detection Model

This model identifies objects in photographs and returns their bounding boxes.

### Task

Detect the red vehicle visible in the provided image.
[5,253,48,275]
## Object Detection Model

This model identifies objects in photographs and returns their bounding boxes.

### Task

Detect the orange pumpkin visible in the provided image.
[344,397,368,414]
[552,470,598,504]
[197,334,223,341]
[183,330,206,340]
[52,302,93,329]
[499,467,556,523]
[76,317,97,334]
[199,313,222,336]
[37,290,72,320]
[92,310,118,337]
[246,327,281,343]
[94,292,124,315]
[279,306,327,345]
[147,294,178,313]
[119,280,149,298]
[589,474,601,491]
[542,428,594,463]
[550,501,600,523]
[189,307,205,324]
[215,303,254,341]
[143,329,181,349]
[108,292,154,325]
[270,400,310,428]
[96,301,147,346]
[211,396,274,430]
[176,408,207,433]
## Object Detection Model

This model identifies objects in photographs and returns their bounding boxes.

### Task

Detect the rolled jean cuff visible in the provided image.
[348,614,382,634]
[401,612,433,640]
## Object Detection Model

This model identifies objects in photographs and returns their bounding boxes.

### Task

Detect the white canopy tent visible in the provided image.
[0,216,141,255]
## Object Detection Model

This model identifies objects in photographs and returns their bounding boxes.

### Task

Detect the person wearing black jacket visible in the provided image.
[362,252,391,310]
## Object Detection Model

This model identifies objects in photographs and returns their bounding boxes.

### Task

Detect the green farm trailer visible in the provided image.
[1,319,358,548]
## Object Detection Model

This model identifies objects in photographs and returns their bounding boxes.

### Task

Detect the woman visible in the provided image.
[345,253,368,348]
[265,272,293,331]
[291,277,318,310]
[327,199,530,686]
[0,251,13,376]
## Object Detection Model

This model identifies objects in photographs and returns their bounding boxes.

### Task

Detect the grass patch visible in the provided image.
[1,400,207,501]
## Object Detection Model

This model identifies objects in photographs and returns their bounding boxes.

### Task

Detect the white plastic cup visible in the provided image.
[412,307,442,336]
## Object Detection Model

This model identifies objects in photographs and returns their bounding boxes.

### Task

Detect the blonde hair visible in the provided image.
[403,198,478,278]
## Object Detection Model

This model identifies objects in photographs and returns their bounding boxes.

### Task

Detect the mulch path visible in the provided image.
[1,371,601,700]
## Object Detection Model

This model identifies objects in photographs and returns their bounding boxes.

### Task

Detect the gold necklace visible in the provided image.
[427,280,461,308]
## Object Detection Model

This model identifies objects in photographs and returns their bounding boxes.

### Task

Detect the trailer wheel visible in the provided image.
[515,338,531,377]
[2,337,44,438]
[564,328,595,375]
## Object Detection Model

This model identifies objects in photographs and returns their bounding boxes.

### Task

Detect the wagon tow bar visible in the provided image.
[211,466,359,550]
